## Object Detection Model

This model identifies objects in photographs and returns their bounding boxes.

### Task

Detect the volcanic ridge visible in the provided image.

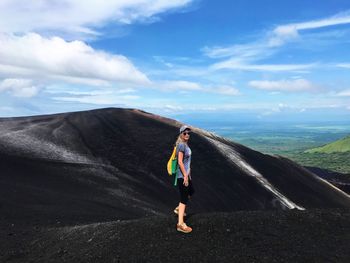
[0,108,349,262]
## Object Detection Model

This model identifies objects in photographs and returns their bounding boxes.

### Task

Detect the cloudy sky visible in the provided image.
[1,0,350,121]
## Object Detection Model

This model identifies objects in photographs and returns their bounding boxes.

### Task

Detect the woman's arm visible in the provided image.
[178,151,189,185]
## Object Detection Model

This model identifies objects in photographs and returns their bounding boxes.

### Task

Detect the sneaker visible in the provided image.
[177,222,192,233]
[174,207,187,217]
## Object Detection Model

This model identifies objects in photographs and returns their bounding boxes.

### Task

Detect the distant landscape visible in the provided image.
[223,123,350,174]
[176,118,350,174]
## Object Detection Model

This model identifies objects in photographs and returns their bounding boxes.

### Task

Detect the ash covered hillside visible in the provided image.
[1,108,350,225]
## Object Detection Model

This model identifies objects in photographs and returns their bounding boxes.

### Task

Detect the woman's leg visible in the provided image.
[178,202,186,225]
[177,178,189,225]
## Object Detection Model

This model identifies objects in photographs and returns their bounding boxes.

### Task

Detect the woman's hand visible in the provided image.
[183,176,189,187]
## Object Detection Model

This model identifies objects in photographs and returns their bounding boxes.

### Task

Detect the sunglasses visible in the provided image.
[182,131,191,135]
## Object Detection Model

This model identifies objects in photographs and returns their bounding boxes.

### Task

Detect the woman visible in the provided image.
[174,125,195,233]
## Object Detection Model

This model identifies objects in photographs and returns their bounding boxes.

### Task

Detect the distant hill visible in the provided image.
[306,135,350,153]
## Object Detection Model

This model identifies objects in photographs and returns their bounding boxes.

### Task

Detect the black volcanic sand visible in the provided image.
[1,209,349,262]
[1,108,350,262]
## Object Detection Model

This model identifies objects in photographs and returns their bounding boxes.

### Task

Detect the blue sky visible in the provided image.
[0,0,350,122]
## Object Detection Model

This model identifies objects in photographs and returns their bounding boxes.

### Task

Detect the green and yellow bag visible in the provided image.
[167,146,178,186]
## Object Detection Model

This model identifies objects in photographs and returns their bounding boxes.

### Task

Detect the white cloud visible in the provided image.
[0,1,196,102]
[249,79,318,92]
[158,80,202,91]
[164,105,184,111]
[214,86,240,96]
[149,102,286,113]
[205,40,315,72]
[49,86,139,105]
[154,80,240,96]
[269,91,281,95]
[336,63,350,69]
[205,40,316,72]
[204,10,350,72]
[53,93,140,105]
[202,42,272,60]
[335,89,350,96]
[211,61,315,72]
[271,11,350,46]
[206,44,316,72]
[0,78,39,97]
[0,33,150,87]
[258,103,308,116]
[0,0,193,37]
[45,86,136,96]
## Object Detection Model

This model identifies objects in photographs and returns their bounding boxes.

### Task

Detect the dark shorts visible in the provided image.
[177,178,195,205]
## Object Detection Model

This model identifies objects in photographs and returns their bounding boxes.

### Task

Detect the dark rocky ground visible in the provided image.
[1,108,350,262]
[1,209,349,263]
[306,166,350,194]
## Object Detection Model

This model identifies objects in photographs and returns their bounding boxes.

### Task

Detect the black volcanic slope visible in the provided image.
[1,108,350,262]
[1,107,350,226]
[306,166,350,194]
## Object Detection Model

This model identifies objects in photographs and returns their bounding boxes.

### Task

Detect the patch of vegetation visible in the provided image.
[283,152,350,174]
[306,135,350,153]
